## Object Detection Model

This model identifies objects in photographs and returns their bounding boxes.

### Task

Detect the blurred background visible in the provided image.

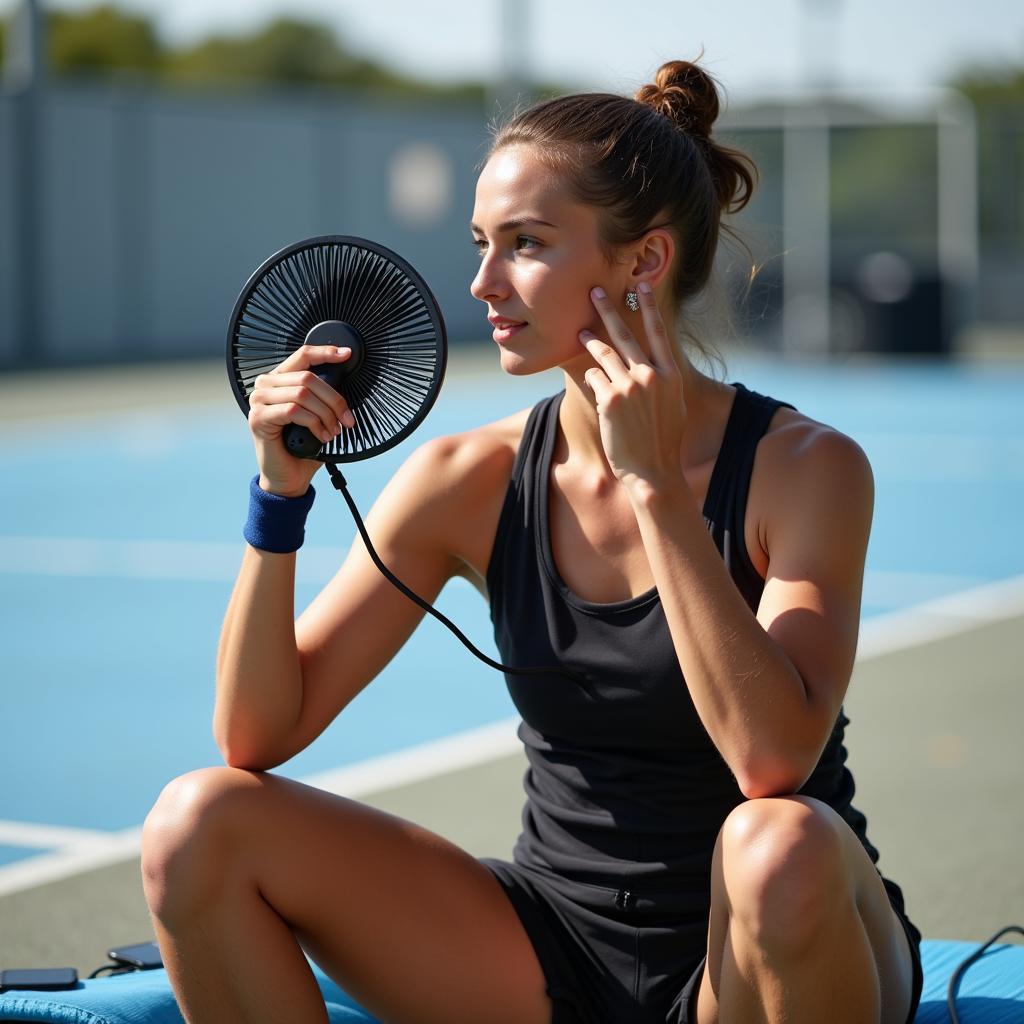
[1,0,1022,365]
[1,0,1022,984]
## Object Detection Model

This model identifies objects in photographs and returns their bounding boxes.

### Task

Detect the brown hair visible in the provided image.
[484,56,759,374]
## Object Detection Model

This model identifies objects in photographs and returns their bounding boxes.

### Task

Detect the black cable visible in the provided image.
[946,923,1023,1023]
[325,463,593,698]
[87,964,135,980]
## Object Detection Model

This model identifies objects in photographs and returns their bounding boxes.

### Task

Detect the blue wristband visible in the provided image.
[243,475,316,553]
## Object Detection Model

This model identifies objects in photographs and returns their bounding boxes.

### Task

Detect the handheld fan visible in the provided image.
[226,235,589,694]
[227,234,446,461]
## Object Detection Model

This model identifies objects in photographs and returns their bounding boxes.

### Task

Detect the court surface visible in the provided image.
[0,346,1022,972]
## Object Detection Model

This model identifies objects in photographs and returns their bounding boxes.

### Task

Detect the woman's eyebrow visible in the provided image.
[469,217,558,234]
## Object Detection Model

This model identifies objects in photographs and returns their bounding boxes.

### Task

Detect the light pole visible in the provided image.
[491,0,531,120]
[4,0,45,365]
[781,0,842,357]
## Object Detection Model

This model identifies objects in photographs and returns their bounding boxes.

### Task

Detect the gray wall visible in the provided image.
[1,81,1017,368]
[0,80,492,368]
[0,93,16,364]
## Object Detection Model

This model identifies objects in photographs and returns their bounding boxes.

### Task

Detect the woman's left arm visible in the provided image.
[582,283,873,799]
[629,430,873,799]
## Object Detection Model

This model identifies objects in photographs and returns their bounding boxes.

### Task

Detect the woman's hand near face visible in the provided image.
[247,345,357,497]
[581,283,687,497]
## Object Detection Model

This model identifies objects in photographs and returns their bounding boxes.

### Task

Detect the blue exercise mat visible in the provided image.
[0,960,379,1023]
[915,939,1024,1023]
[1,940,1021,1023]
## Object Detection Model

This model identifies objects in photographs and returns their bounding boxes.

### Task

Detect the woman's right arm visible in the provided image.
[214,343,466,770]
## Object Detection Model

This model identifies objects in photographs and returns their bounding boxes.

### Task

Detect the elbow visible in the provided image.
[213,718,286,773]
[217,739,283,773]
[735,755,814,801]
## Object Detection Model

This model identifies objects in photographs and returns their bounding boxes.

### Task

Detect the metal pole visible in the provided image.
[782,102,831,357]
[935,88,979,336]
[4,0,45,366]
[491,0,530,121]
[782,0,840,357]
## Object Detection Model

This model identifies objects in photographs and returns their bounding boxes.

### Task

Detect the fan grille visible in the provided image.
[228,236,446,462]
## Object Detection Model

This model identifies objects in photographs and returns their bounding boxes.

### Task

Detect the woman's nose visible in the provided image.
[470,250,507,303]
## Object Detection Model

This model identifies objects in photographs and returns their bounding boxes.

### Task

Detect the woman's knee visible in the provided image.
[716,795,850,953]
[141,766,263,923]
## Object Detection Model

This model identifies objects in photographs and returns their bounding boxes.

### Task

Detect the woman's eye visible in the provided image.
[470,236,540,257]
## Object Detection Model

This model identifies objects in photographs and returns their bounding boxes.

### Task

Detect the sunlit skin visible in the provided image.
[470,142,736,497]
[467,144,916,1023]
[140,140,914,1024]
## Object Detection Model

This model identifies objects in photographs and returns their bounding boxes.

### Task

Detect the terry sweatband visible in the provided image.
[243,474,316,553]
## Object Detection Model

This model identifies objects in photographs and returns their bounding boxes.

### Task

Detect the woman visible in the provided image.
[142,58,923,1024]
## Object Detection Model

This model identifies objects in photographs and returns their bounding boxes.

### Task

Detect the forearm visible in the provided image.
[214,544,305,768]
[628,476,815,797]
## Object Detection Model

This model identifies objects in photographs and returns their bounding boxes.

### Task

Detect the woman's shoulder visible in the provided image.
[360,402,538,579]
[418,404,533,482]
[758,401,871,485]
[751,399,874,564]
[394,404,537,589]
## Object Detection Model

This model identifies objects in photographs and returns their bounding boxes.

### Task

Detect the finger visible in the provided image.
[636,282,676,371]
[583,365,611,402]
[253,401,337,445]
[261,369,355,430]
[278,344,353,374]
[580,331,631,385]
[252,383,346,438]
[254,374,350,432]
[590,287,649,366]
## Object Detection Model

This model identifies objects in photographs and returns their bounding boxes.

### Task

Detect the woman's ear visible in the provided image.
[628,228,675,290]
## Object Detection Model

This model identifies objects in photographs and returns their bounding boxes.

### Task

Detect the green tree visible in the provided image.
[162,15,490,103]
[163,17,357,87]
[49,4,160,76]
[1,2,554,105]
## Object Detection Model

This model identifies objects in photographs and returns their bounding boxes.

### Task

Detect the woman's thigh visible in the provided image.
[693,795,916,1024]
[144,766,551,1024]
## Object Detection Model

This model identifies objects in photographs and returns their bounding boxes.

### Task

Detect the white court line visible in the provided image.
[0,828,145,898]
[0,719,521,898]
[857,572,1024,660]
[0,535,995,611]
[0,536,341,585]
[0,536,478,589]
[0,821,116,849]
[0,576,1021,898]
[301,717,521,799]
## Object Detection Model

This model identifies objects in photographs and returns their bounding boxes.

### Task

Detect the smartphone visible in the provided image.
[0,967,79,992]
[107,940,163,970]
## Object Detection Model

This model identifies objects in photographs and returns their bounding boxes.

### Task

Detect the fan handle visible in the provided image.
[281,321,366,459]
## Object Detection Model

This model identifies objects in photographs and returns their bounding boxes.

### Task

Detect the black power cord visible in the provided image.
[947,923,1023,1023]
[324,463,594,699]
[87,964,136,980]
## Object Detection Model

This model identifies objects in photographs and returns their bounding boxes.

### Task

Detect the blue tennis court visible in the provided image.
[1,353,1022,872]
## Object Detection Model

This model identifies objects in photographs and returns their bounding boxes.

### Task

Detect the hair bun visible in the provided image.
[635,58,720,139]
[635,56,756,215]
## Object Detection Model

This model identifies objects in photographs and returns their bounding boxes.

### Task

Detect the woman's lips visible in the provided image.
[492,322,526,342]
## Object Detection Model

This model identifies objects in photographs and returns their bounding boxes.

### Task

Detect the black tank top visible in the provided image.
[486,383,916,934]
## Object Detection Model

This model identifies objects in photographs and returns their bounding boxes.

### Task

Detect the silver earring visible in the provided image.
[625,290,640,312]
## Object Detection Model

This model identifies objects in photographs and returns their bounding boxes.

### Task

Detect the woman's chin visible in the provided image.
[497,349,532,376]
[494,337,581,378]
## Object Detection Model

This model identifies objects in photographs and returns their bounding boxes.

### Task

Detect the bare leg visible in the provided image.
[142,767,551,1024]
[694,796,915,1024]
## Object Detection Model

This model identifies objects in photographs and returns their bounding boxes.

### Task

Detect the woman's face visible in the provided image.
[470,144,621,376]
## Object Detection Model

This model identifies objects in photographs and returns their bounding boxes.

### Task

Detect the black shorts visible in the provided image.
[481,858,924,1024]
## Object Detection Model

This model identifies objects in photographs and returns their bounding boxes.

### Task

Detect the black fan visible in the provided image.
[226,234,446,462]
[226,235,589,696]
